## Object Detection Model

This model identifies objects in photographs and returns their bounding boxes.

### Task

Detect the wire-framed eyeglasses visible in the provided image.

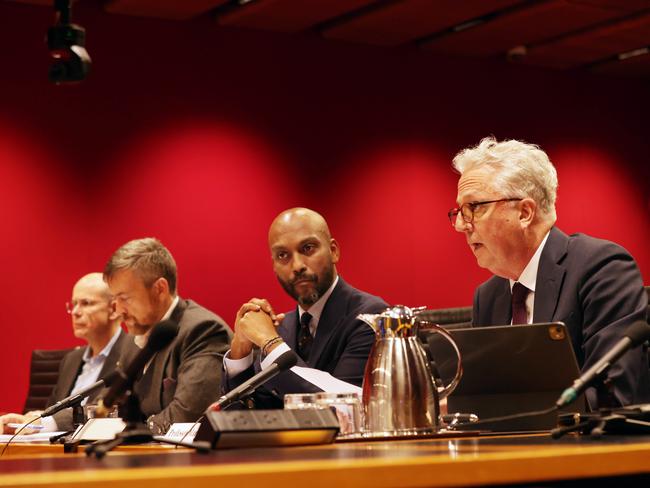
[65,299,103,315]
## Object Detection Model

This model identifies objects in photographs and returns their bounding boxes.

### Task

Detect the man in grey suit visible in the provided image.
[1,273,130,434]
[449,136,649,409]
[104,238,232,434]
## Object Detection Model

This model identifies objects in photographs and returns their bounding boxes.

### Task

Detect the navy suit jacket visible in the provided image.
[473,227,650,408]
[225,277,387,408]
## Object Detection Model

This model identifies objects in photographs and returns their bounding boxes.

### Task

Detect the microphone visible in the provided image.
[41,370,120,418]
[95,319,179,416]
[556,320,650,408]
[208,350,298,411]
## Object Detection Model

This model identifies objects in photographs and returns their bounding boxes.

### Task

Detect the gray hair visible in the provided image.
[104,238,177,294]
[452,136,558,222]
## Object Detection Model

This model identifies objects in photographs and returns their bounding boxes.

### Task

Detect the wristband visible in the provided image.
[261,336,283,357]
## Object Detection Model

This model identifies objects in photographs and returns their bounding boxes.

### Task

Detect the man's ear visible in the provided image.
[153,277,170,297]
[519,198,537,227]
[108,300,120,321]
[330,238,340,264]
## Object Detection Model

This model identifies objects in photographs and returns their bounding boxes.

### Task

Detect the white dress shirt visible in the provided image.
[508,231,550,324]
[41,327,123,432]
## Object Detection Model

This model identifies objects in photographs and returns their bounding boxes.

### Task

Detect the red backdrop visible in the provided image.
[1,3,648,412]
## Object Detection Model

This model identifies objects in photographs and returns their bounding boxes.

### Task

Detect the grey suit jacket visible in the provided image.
[125,298,232,434]
[473,227,650,408]
[46,328,131,431]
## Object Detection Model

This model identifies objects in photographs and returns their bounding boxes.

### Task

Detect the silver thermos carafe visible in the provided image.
[359,305,463,435]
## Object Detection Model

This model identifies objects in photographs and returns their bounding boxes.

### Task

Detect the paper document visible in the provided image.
[0,432,66,443]
[290,366,362,394]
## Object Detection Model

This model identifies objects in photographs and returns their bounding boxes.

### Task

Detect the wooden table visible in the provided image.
[1,433,649,487]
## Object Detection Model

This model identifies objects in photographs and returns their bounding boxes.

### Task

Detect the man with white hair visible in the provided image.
[449,136,649,409]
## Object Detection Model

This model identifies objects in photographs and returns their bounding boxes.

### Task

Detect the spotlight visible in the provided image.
[48,0,91,84]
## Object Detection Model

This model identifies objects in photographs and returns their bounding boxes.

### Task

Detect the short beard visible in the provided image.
[278,265,335,307]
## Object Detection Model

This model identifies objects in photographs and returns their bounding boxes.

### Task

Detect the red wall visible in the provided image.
[1,3,648,412]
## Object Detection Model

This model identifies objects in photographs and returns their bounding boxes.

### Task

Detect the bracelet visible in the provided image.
[261,336,284,357]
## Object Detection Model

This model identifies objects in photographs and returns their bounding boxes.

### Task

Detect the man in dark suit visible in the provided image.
[450,136,649,409]
[222,208,387,408]
[104,238,232,434]
[1,273,131,434]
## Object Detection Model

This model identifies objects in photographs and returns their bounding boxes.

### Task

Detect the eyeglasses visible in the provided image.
[448,198,523,226]
[65,299,102,314]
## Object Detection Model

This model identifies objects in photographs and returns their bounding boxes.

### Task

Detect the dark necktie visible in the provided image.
[297,312,313,361]
[511,282,530,325]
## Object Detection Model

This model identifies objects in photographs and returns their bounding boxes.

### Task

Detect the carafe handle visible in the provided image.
[418,322,463,399]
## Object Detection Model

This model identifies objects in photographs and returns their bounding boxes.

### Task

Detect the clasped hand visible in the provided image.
[229,298,285,359]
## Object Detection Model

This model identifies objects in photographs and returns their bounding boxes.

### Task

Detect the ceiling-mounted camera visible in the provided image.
[48,0,91,84]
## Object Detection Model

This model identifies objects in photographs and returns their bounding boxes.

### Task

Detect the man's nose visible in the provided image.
[291,255,307,274]
[454,215,472,233]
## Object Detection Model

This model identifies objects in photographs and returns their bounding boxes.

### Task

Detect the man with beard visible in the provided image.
[104,238,232,433]
[222,208,387,408]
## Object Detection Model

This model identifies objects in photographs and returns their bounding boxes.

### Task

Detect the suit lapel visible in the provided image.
[533,227,568,323]
[59,348,85,397]
[279,309,299,351]
[492,280,512,325]
[308,279,348,366]
[97,329,125,378]
[138,299,186,409]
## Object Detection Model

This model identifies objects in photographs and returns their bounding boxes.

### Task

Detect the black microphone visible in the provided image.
[41,370,121,418]
[96,319,179,416]
[208,350,298,411]
[556,320,650,408]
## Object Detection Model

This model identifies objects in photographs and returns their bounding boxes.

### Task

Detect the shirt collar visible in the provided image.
[509,231,550,292]
[82,327,122,363]
[134,295,180,349]
[298,275,339,327]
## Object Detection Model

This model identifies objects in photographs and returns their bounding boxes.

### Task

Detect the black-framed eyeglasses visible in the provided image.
[448,198,523,226]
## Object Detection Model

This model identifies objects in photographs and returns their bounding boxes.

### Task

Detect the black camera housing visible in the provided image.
[47,23,91,84]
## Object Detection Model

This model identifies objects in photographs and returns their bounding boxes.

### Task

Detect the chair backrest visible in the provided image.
[23,348,74,413]
[417,306,472,332]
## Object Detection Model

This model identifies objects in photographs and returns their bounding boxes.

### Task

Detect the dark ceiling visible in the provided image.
[8,0,650,78]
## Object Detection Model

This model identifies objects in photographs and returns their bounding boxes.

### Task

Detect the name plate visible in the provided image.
[69,418,126,441]
[162,422,200,443]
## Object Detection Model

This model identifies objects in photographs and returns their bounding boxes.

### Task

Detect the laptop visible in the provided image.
[425,322,587,432]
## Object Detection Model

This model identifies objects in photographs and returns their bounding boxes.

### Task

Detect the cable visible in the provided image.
[0,416,42,457]
[451,405,558,429]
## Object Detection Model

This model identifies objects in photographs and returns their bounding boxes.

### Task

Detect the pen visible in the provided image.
[6,423,45,430]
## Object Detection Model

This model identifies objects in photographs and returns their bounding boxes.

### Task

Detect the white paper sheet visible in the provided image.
[290,366,362,394]
[0,431,66,443]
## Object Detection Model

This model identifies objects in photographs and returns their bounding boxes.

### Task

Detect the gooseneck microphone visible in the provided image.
[556,320,650,408]
[208,350,298,411]
[95,319,179,416]
[41,370,120,418]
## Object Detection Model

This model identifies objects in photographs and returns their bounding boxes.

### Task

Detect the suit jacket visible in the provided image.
[123,298,232,434]
[473,226,650,408]
[46,328,131,431]
[225,278,388,408]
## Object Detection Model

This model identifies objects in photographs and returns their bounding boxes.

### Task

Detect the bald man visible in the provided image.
[223,208,388,408]
[1,273,133,434]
